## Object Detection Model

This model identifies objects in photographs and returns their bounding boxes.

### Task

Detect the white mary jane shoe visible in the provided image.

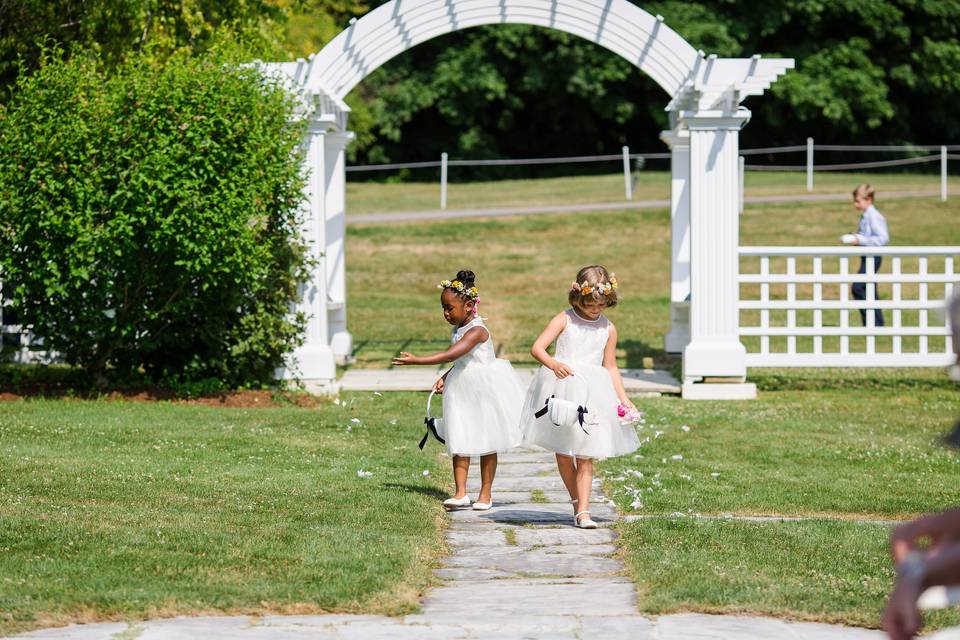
[472,501,492,511]
[575,511,598,529]
[443,495,472,509]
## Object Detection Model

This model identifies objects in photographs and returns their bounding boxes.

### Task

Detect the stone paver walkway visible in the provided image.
[7,445,920,639]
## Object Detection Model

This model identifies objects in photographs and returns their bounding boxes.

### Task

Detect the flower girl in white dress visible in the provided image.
[520,265,640,528]
[393,270,524,510]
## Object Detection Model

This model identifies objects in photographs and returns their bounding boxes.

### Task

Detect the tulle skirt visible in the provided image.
[441,358,525,457]
[520,363,641,459]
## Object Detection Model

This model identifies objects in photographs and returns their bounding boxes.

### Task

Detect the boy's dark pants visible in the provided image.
[852,256,884,327]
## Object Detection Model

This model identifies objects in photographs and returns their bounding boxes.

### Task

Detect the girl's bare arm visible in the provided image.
[392,326,488,366]
[530,312,573,378]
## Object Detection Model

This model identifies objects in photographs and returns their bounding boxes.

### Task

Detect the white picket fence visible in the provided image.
[739,247,959,367]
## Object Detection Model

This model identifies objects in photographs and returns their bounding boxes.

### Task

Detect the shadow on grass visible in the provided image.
[619,338,678,369]
[383,482,448,501]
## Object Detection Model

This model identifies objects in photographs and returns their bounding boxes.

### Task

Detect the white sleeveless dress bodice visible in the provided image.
[555,308,609,365]
[451,317,497,365]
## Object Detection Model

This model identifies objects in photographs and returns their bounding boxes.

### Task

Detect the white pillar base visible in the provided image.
[330,330,354,365]
[682,382,757,400]
[276,344,337,382]
[664,301,690,354]
[682,340,747,381]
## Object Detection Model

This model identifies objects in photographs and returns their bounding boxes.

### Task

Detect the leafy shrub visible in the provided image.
[0,49,308,386]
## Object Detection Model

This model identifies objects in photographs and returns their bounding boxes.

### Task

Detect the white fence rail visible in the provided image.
[347,142,960,209]
[739,247,960,367]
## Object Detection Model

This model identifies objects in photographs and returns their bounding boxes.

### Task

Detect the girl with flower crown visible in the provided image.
[392,270,524,511]
[520,265,641,528]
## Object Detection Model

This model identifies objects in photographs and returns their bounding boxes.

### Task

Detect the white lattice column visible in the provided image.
[680,110,755,399]
[277,114,337,386]
[661,128,690,354]
[324,131,354,363]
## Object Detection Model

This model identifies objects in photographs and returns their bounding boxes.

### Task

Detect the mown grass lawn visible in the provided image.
[346,170,959,215]
[619,518,960,630]
[0,394,447,636]
[345,193,959,368]
[3,383,957,634]
[3,173,959,635]
[604,377,960,629]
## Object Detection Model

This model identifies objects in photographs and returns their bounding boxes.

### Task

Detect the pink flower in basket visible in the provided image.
[617,403,641,424]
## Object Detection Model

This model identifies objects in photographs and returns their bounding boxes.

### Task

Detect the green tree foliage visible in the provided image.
[0,0,288,99]
[0,50,308,386]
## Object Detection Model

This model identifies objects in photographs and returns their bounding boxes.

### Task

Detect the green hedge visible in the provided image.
[0,50,308,388]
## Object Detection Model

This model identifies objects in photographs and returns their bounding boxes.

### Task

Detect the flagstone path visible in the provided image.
[7,445,922,639]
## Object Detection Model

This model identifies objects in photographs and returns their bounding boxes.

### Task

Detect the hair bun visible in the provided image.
[455,270,476,286]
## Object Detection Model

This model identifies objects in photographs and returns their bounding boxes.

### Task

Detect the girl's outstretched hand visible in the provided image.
[551,361,573,379]
[432,377,444,394]
[392,352,419,366]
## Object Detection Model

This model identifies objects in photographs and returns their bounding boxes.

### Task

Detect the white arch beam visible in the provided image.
[309,0,698,100]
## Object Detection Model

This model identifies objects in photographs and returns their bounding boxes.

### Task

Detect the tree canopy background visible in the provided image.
[2,0,958,173]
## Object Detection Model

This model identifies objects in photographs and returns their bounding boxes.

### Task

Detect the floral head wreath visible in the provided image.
[438,279,480,300]
[570,273,618,297]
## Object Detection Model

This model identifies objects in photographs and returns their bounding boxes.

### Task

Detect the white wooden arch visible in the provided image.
[310,0,698,100]
[260,0,794,398]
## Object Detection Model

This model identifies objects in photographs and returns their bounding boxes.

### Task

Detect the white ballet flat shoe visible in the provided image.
[443,495,472,509]
[575,511,598,529]
[472,501,492,511]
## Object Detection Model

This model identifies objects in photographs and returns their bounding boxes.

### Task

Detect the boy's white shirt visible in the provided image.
[855,204,890,247]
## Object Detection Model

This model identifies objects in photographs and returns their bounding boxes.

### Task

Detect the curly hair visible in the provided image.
[441,269,477,300]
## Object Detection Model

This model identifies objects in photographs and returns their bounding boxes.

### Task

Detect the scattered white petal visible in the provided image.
[681,425,691,432]
[654,431,664,438]
[632,454,643,460]
[346,426,352,433]
[421,470,430,477]
[350,418,361,424]
[333,398,341,406]
[671,454,683,461]
[389,419,398,425]
[670,511,686,517]
[357,469,373,478]
[630,499,644,510]
[680,474,691,480]
[373,392,383,397]
[711,472,720,478]
[661,458,667,463]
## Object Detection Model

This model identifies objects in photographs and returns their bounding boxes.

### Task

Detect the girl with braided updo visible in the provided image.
[520,265,641,528]
[393,270,524,511]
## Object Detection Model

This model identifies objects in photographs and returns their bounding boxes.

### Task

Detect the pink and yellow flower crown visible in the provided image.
[570,273,618,296]
[438,279,480,300]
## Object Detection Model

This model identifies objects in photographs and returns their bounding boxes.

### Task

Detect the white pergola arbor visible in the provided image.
[259,0,794,398]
